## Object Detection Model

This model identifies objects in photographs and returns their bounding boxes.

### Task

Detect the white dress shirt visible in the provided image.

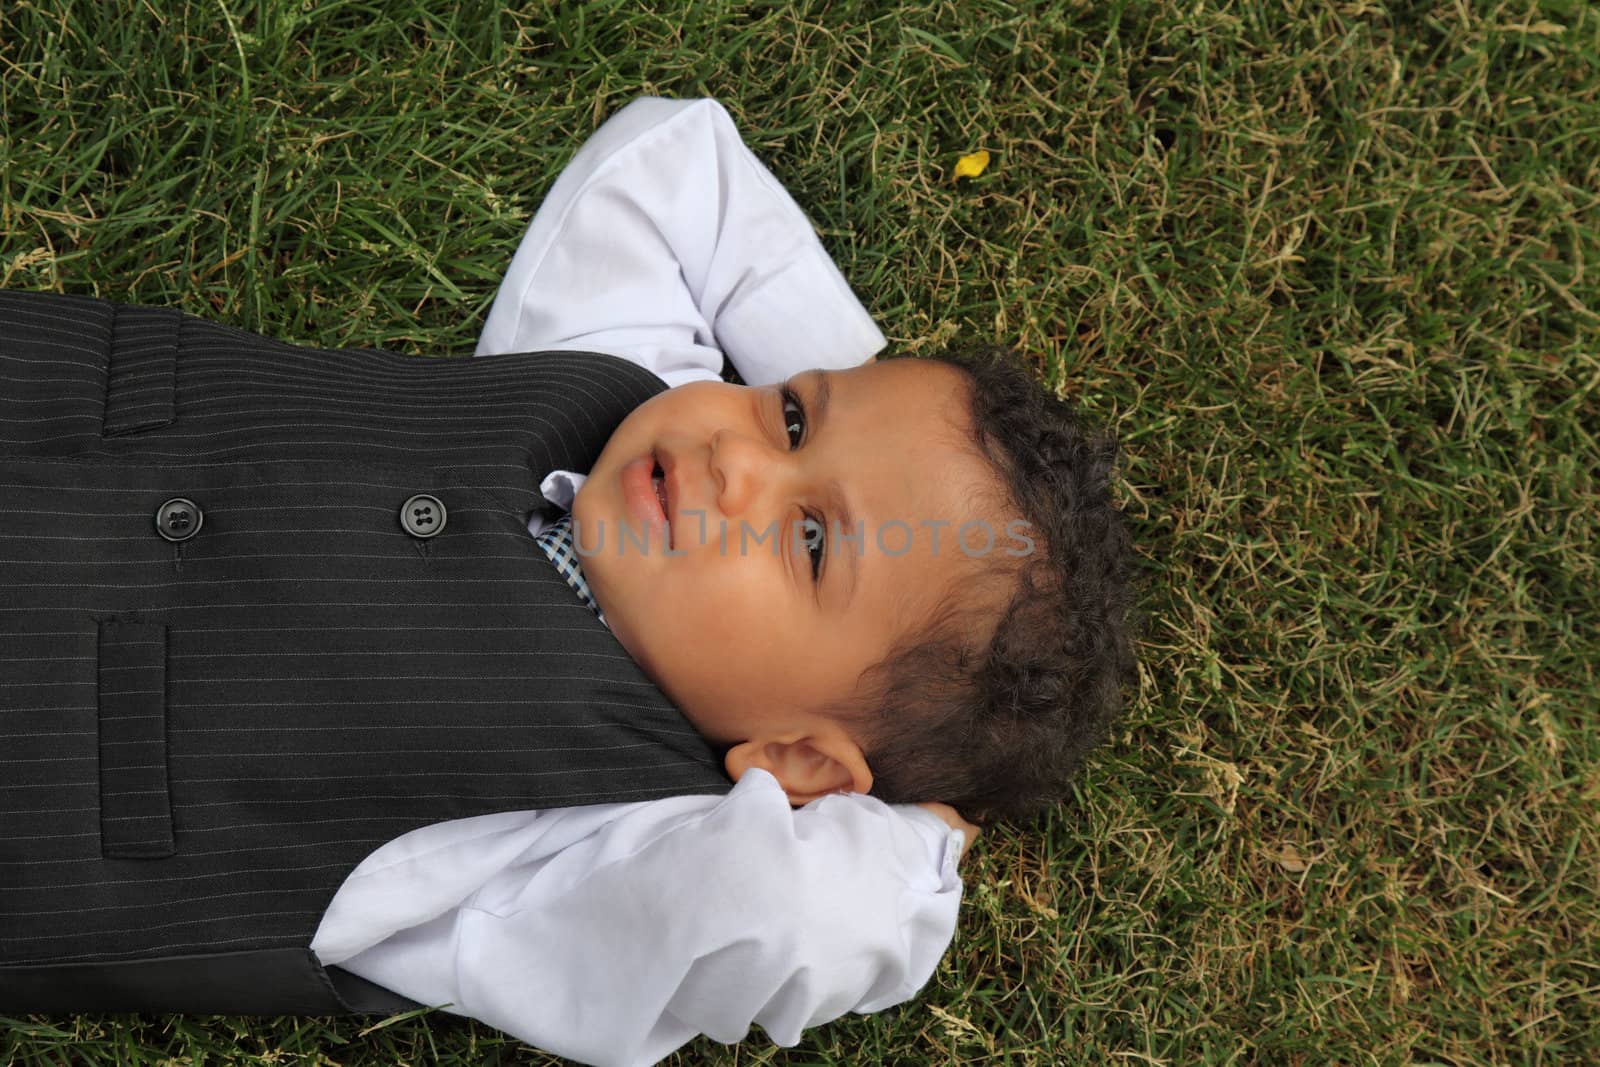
[310,98,965,1067]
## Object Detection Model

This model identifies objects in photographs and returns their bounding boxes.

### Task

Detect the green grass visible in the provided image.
[3,0,1596,1063]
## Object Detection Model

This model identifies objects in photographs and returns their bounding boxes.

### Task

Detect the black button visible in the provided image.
[155,497,203,542]
[400,494,447,538]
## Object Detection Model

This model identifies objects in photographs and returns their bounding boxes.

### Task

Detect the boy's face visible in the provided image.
[572,358,1000,748]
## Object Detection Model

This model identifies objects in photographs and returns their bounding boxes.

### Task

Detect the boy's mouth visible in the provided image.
[652,455,677,549]
[652,460,670,525]
[619,452,672,549]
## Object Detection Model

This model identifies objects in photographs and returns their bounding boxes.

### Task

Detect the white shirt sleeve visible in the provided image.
[313,770,965,1067]
[473,96,886,387]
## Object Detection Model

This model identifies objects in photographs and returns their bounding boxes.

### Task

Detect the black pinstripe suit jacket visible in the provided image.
[0,292,730,1014]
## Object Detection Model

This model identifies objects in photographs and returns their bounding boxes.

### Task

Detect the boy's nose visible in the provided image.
[709,428,774,517]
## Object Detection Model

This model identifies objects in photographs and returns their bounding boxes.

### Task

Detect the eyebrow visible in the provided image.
[805,370,858,610]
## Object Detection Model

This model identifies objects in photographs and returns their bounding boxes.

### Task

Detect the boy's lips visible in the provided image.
[619,451,674,548]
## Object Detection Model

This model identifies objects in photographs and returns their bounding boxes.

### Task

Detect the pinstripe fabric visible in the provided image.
[0,292,729,1005]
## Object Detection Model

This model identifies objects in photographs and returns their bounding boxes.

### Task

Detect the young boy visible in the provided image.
[0,98,1134,1065]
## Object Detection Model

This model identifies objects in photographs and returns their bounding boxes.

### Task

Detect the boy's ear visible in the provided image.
[724,731,873,806]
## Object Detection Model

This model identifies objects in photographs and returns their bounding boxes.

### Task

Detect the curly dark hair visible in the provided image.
[841,345,1137,825]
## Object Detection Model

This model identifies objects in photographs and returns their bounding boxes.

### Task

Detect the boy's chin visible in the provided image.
[595,602,650,671]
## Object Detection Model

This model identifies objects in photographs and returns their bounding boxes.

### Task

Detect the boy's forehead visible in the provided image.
[830,359,988,493]
[826,360,972,450]
[824,361,1008,578]
[847,357,971,408]
[838,364,1016,646]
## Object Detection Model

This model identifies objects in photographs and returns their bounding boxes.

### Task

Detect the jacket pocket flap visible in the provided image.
[103,305,178,436]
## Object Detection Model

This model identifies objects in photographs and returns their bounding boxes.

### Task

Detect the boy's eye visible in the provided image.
[781,387,806,449]
[799,511,826,581]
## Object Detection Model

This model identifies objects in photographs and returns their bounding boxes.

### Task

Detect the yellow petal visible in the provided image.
[953,149,990,180]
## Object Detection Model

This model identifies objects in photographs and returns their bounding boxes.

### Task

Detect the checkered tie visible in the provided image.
[534,514,605,623]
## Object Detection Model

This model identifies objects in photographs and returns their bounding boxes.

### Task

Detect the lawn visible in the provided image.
[2,1,1596,1063]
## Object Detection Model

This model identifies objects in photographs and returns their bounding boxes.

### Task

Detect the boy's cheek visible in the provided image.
[646,586,735,669]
